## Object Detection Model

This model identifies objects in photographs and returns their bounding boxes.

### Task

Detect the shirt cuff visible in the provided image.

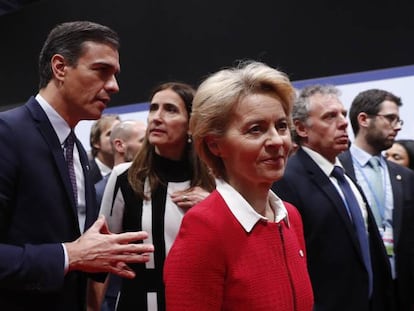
[61,243,69,274]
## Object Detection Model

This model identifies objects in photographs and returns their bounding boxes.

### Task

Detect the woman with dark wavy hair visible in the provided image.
[96,82,216,311]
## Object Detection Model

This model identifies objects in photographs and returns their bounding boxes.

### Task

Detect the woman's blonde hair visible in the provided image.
[190,61,295,179]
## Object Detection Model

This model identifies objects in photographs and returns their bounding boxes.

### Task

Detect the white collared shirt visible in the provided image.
[94,157,112,177]
[215,178,289,233]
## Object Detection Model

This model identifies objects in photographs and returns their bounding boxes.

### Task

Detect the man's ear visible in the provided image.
[357,112,370,128]
[294,120,308,139]
[51,54,66,82]
[92,141,101,151]
[205,135,221,157]
[113,138,124,153]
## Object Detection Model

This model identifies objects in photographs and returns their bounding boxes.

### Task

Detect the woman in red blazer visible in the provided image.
[164,61,314,311]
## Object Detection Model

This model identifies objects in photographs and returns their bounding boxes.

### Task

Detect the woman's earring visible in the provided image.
[187,134,192,144]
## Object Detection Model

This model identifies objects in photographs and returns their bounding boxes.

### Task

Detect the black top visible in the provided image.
[115,153,192,311]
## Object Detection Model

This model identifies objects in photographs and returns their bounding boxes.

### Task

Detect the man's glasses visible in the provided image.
[370,114,404,127]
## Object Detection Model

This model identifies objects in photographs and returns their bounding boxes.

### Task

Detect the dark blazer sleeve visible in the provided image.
[89,158,103,185]
[387,161,414,310]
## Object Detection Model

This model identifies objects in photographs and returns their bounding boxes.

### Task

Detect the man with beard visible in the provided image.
[339,88,414,311]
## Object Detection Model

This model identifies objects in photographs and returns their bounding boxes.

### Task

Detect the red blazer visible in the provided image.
[164,190,314,311]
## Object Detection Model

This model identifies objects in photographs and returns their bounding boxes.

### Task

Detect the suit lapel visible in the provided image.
[387,162,403,245]
[76,138,97,230]
[340,150,395,263]
[297,149,363,256]
[26,98,80,220]
[338,151,356,180]
[341,150,402,247]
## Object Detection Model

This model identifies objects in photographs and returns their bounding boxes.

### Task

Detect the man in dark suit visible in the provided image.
[272,85,394,311]
[338,89,414,310]
[88,114,120,185]
[0,21,154,311]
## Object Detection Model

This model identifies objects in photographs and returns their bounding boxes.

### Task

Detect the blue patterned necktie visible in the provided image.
[331,165,373,297]
[64,130,78,205]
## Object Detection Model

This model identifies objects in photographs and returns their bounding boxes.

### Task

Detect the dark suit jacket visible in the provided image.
[95,174,109,209]
[89,157,104,185]
[0,97,98,311]
[339,150,414,311]
[272,148,394,311]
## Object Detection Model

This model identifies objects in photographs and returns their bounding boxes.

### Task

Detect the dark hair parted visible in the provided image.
[38,21,120,89]
[349,88,402,136]
[128,82,215,200]
[148,82,195,117]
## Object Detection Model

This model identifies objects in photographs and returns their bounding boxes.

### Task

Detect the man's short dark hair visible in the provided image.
[349,89,402,136]
[38,21,120,89]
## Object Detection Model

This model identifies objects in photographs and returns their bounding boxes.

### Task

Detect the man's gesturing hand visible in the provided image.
[65,215,154,279]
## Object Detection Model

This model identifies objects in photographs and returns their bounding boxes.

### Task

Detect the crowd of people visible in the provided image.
[0,20,413,311]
